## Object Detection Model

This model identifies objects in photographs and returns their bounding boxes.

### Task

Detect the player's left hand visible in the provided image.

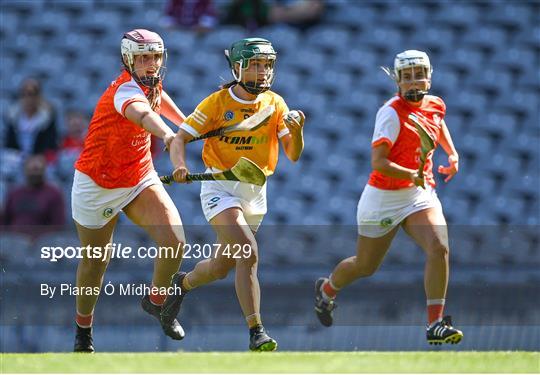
[438,154,459,182]
[283,110,305,133]
[172,165,191,184]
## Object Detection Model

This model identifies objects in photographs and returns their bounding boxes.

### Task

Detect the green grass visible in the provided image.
[2,352,539,373]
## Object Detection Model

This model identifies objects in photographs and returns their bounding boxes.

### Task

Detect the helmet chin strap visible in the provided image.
[239,81,269,95]
[137,75,161,88]
[404,89,428,102]
[130,66,165,88]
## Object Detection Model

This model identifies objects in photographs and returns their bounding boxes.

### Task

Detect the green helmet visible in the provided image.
[225,38,277,95]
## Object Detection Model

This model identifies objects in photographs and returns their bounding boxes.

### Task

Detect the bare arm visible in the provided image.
[124,101,176,149]
[169,129,195,182]
[438,120,458,158]
[437,119,459,182]
[371,143,424,187]
[280,111,305,162]
[161,90,186,126]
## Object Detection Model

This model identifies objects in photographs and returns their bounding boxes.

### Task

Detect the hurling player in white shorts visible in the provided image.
[72,29,188,352]
[162,38,305,351]
[314,50,463,345]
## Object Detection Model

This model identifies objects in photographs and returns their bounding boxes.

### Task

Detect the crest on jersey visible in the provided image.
[224,110,235,121]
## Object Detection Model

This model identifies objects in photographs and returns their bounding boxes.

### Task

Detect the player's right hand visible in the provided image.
[164,133,175,151]
[410,171,425,189]
[172,165,191,183]
[283,110,305,132]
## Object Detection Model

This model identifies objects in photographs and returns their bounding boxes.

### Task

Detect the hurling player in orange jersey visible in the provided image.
[161,38,305,351]
[314,50,463,345]
[72,29,188,352]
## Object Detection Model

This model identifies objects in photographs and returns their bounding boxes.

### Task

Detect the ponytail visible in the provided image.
[147,87,161,112]
[219,80,237,90]
[122,66,161,112]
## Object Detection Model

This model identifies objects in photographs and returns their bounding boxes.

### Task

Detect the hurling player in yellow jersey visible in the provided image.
[162,38,305,351]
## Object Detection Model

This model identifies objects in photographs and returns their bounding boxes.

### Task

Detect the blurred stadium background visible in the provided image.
[1,0,539,353]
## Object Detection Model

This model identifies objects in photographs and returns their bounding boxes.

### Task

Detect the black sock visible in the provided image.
[76,324,92,332]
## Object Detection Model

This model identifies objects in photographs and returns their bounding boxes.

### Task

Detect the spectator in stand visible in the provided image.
[2,154,65,230]
[221,0,324,32]
[221,0,270,31]
[269,0,324,30]
[4,78,59,162]
[61,110,88,154]
[161,0,218,33]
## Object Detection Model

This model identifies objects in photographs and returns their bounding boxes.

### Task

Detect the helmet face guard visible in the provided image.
[225,38,277,95]
[381,50,433,102]
[121,29,167,88]
[398,66,431,102]
[129,53,167,88]
[234,54,276,95]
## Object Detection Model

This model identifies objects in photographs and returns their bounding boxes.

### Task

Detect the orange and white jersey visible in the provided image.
[368,94,446,190]
[75,70,162,189]
[180,87,290,176]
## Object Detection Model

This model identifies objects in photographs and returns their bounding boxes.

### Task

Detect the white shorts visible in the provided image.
[200,168,267,232]
[71,170,162,228]
[357,184,443,238]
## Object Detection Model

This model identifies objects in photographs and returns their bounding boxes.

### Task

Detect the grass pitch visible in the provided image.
[1,351,538,373]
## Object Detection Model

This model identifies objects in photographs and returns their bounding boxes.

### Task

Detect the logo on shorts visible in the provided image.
[224,110,234,121]
[103,207,113,218]
[380,217,393,228]
[208,196,220,209]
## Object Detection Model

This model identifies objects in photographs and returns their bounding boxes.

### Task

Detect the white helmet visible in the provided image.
[121,29,166,87]
[393,49,432,78]
[382,50,433,101]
